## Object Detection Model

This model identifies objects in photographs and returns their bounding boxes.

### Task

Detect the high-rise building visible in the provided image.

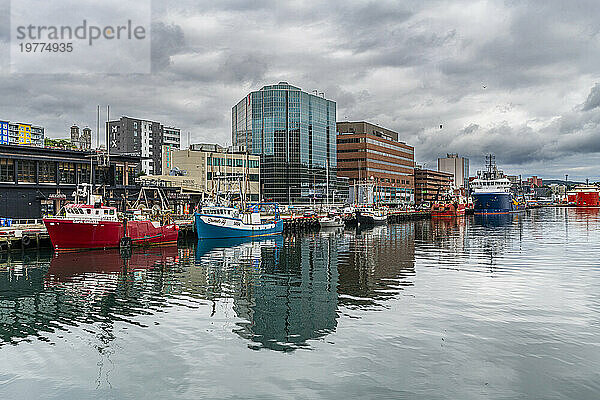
[0,120,44,147]
[107,116,181,175]
[437,153,469,189]
[232,82,337,204]
[336,121,415,204]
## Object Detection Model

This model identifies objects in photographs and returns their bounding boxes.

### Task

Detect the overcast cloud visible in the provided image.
[1,0,600,179]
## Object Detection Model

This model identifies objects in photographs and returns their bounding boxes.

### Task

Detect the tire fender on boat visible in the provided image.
[21,235,31,246]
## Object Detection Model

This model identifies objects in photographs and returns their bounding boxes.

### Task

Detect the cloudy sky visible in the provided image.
[1,0,600,180]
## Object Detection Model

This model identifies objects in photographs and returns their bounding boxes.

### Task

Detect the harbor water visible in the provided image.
[1,207,600,399]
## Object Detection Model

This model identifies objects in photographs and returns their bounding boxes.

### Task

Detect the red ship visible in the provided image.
[431,201,466,217]
[43,203,179,252]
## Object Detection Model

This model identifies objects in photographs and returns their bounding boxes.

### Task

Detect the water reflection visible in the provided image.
[194,234,340,351]
[473,213,515,227]
[3,211,569,352]
[0,247,179,347]
[337,224,415,309]
[0,226,421,352]
[2,209,600,399]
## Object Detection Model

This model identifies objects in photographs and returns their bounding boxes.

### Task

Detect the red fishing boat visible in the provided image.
[43,203,178,252]
[431,201,466,217]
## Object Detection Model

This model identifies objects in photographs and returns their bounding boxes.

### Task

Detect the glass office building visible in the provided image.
[232,82,337,204]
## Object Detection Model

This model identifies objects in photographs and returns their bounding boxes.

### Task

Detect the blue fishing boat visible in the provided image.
[471,155,525,215]
[195,203,283,239]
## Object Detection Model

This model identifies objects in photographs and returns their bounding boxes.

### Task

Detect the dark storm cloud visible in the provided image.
[1,0,600,179]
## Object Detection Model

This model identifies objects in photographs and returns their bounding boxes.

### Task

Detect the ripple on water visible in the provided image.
[1,209,600,399]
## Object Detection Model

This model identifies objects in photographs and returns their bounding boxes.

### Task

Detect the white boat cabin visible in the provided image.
[64,204,119,222]
[199,206,263,225]
[471,177,512,194]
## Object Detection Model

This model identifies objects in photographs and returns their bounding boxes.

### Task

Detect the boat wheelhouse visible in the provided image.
[194,203,283,239]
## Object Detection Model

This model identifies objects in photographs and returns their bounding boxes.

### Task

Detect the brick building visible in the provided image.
[336,121,414,204]
[414,168,453,204]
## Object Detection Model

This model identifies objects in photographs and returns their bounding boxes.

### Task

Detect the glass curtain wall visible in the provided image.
[233,83,336,204]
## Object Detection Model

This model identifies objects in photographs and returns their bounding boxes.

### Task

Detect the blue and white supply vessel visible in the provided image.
[195,203,283,239]
[471,155,525,215]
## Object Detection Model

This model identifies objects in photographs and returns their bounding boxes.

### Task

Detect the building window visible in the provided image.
[18,160,36,183]
[0,158,14,182]
[115,165,124,185]
[95,166,109,185]
[77,164,91,184]
[39,161,56,183]
[127,166,137,184]
[59,162,76,184]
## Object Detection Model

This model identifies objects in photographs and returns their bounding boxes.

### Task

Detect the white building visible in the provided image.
[437,153,469,189]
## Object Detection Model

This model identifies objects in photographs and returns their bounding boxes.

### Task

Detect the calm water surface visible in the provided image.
[1,208,600,399]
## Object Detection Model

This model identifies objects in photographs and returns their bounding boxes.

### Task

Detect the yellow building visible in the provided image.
[156,144,260,202]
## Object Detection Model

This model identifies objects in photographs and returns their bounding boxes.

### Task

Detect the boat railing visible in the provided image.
[9,218,44,226]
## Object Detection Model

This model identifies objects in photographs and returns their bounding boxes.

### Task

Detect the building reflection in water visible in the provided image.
[194,234,341,352]
[1,224,417,353]
[336,224,416,309]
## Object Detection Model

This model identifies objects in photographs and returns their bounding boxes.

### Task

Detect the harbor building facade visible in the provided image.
[107,116,181,176]
[437,153,469,189]
[232,82,337,204]
[0,120,45,147]
[153,144,261,202]
[526,176,543,187]
[414,168,453,204]
[336,121,415,204]
[0,144,141,219]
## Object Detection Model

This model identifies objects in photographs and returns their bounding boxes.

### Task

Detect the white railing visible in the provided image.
[7,219,44,226]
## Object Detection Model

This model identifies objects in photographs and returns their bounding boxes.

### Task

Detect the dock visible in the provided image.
[0,219,51,252]
[0,208,472,252]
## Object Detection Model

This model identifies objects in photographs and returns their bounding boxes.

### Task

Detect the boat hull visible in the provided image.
[356,211,387,225]
[43,218,178,252]
[195,213,283,239]
[319,217,344,228]
[472,193,524,214]
[431,204,466,218]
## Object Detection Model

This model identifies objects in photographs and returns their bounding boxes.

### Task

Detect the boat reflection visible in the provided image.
[2,223,417,352]
[195,235,283,262]
[0,247,180,347]
[47,247,179,281]
[473,213,515,227]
